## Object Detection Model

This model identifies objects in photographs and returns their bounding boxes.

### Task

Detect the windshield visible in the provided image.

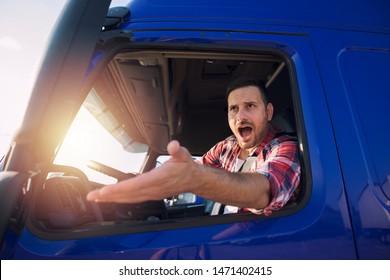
[54,106,147,184]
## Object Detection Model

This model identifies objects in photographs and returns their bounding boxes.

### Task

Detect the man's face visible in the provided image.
[227,85,273,151]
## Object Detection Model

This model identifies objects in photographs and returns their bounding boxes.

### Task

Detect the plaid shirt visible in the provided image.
[199,125,301,216]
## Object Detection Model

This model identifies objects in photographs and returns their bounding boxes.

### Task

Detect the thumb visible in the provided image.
[167,140,191,162]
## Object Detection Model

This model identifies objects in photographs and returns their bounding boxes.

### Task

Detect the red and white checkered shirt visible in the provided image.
[199,125,301,216]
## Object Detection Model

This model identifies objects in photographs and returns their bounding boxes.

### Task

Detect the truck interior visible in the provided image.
[29,49,304,236]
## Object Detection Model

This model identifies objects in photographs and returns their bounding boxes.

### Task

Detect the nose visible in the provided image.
[236,107,248,122]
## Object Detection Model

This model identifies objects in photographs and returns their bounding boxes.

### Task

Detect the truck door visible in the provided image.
[2,1,361,260]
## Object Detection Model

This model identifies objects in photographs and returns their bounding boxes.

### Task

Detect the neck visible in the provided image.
[238,147,256,160]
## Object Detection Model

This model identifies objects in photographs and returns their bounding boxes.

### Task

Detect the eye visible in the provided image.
[229,105,238,113]
[247,103,256,109]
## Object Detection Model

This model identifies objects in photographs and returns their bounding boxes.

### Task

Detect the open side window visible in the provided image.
[28,49,307,238]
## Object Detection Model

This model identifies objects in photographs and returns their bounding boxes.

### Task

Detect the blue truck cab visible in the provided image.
[0,0,389,259]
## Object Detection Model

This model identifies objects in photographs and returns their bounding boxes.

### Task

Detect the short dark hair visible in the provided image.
[226,77,269,104]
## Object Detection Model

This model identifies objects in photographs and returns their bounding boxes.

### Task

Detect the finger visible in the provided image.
[86,181,133,202]
[86,189,113,202]
[86,186,140,203]
[167,140,180,155]
[86,185,120,202]
[86,189,99,201]
[167,140,191,162]
[86,175,154,203]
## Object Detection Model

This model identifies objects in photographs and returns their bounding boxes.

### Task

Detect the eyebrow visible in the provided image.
[228,104,237,110]
[229,100,257,107]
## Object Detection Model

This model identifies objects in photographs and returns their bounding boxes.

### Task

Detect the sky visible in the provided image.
[0,0,130,158]
[0,1,66,156]
[0,0,142,184]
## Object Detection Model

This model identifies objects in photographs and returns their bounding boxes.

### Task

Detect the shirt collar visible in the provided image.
[253,125,278,155]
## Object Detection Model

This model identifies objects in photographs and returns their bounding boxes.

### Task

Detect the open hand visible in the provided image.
[86,140,197,203]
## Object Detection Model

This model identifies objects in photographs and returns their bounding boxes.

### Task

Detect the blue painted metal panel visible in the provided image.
[4,0,390,260]
[309,28,390,259]
[10,27,355,259]
[125,0,390,31]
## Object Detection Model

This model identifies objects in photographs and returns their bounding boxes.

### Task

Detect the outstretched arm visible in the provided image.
[86,140,271,210]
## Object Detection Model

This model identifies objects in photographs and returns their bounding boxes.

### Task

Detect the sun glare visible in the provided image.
[54,107,146,184]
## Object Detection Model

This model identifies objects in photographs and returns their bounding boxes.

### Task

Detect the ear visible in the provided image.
[266,103,274,121]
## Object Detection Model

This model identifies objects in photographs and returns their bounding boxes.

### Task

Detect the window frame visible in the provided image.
[27,43,311,240]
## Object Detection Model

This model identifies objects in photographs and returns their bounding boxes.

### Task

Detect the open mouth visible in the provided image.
[238,126,253,141]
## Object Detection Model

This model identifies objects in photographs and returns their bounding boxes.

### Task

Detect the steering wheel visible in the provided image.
[87,160,168,221]
[87,160,137,181]
[50,164,104,223]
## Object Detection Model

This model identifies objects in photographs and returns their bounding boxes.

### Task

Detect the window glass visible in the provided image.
[54,106,147,184]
